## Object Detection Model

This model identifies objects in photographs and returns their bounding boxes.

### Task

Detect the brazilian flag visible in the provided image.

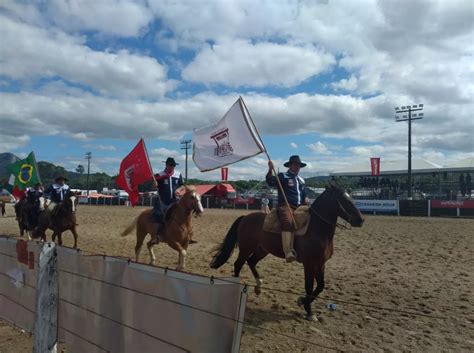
[7,151,42,199]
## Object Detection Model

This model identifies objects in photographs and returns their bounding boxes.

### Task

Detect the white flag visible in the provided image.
[193,97,265,172]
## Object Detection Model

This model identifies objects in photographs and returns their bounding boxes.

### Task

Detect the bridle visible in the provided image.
[309,192,353,230]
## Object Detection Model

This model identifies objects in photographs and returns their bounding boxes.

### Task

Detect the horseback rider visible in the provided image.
[151,158,184,242]
[26,182,44,225]
[45,176,70,215]
[266,155,308,263]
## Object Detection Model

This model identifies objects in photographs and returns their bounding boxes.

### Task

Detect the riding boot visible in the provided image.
[281,231,296,263]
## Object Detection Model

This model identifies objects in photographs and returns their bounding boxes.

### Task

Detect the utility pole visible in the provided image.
[85,152,92,201]
[180,139,192,183]
[395,104,424,200]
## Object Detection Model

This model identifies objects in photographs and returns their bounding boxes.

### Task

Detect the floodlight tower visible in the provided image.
[180,139,192,183]
[85,152,92,197]
[395,104,424,199]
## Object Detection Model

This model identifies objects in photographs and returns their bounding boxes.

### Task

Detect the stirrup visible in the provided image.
[285,250,296,263]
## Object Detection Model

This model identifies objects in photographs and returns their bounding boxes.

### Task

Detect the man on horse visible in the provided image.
[266,155,308,263]
[45,176,71,215]
[25,182,44,226]
[151,157,184,242]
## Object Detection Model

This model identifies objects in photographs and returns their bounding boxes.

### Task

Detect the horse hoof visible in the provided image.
[306,314,318,322]
[297,296,305,307]
[254,286,261,296]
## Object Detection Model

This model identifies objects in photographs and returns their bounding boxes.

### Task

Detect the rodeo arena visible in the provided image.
[1,98,473,353]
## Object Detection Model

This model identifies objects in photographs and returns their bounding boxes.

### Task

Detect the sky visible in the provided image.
[0,0,473,181]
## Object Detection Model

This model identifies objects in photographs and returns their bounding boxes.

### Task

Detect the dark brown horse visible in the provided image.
[33,191,79,248]
[210,183,364,321]
[14,198,29,239]
[121,186,204,270]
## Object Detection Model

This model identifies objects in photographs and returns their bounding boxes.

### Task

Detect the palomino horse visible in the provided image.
[121,186,204,270]
[210,183,364,321]
[33,191,79,248]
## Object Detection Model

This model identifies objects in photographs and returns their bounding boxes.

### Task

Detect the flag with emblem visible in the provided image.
[193,97,265,172]
[116,138,154,207]
[7,151,42,199]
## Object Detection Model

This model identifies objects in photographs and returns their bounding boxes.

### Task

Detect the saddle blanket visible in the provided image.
[262,205,310,236]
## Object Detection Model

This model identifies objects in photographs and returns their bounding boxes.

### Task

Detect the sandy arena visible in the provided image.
[1,203,473,352]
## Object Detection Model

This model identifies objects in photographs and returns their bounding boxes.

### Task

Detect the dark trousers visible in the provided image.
[152,200,171,224]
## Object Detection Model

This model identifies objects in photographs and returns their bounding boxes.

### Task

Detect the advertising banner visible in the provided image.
[370,157,380,176]
[355,199,398,212]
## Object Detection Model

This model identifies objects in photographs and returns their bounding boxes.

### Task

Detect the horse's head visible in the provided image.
[179,186,204,216]
[58,191,77,213]
[311,182,364,227]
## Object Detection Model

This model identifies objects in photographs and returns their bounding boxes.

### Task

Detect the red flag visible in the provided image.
[221,167,229,181]
[370,157,380,176]
[116,139,154,206]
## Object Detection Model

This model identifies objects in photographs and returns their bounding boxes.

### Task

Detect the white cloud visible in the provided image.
[0,16,175,98]
[0,134,30,152]
[183,39,335,87]
[83,144,117,151]
[307,141,330,154]
[348,145,385,156]
[290,142,298,149]
[46,0,153,37]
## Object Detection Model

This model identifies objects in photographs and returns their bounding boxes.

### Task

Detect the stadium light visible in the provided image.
[85,152,92,200]
[395,104,424,200]
[180,139,192,183]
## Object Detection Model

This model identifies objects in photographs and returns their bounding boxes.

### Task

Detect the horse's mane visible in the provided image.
[312,183,345,208]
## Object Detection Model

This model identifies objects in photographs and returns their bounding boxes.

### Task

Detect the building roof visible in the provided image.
[444,157,474,172]
[330,158,443,176]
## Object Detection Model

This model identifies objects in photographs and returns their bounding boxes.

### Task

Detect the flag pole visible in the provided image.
[141,138,161,204]
[239,98,297,226]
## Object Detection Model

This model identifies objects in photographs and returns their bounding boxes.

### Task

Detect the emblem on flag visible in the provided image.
[211,128,234,157]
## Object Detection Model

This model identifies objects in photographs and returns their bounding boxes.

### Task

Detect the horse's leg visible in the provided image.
[166,241,186,270]
[71,227,79,249]
[297,264,317,321]
[247,246,269,296]
[312,266,325,299]
[135,231,146,264]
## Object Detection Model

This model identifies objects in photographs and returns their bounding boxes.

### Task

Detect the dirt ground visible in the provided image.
[1,203,473,352]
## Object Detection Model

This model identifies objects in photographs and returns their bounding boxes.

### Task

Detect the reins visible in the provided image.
[309,199,352,230]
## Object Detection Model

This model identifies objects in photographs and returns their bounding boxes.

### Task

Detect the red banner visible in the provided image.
[116,139,154,207]
[431,200,474,209]
[370,157,380,176]
[221,167,229,181]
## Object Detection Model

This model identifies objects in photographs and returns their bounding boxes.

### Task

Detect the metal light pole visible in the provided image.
[395,104,424,199]
[85,152,92,198]
[180,139,192,183]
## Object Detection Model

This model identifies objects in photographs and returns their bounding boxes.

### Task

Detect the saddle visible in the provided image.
[262,205,310,236]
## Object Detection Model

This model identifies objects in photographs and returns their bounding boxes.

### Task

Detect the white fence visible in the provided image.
[0,237,247,353]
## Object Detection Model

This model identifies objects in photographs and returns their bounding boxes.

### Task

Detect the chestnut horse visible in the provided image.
[33,191,79,248]
[121,186,204,270]
[210,183,364,321]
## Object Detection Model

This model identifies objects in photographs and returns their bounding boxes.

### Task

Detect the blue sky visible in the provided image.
[0,0,473,181]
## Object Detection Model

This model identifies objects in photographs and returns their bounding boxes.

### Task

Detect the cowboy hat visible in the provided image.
[283,155,307,168]
[54,175,69,182]
[163,157,179,166]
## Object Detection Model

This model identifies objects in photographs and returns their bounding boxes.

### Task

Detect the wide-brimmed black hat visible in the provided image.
[283,155,307,168]
[163,157,178,166]
[54,175,69,182]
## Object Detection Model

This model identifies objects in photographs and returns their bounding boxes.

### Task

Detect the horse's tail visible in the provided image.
[121,215,139,237]
[209,216,244,269]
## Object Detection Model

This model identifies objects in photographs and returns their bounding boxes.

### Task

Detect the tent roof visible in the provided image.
[193,184,217,195]
[330,158,443,176]
[217,183,236,192]
[444,157,474,172]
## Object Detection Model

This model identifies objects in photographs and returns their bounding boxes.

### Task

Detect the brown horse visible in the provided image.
[33,191,79,248]
[121,186,204,270]
[210,183,364,321]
